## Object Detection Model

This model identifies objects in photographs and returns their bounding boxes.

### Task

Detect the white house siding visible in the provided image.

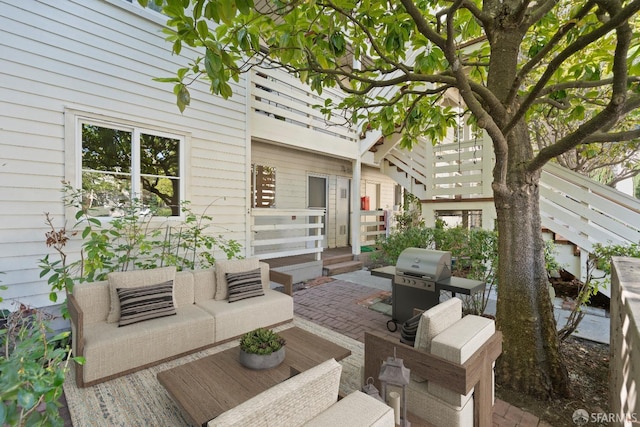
[252,141,397,248]
[0,0,249,309]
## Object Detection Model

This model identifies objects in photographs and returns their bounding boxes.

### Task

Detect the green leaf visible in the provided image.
[177,84,191,113]
[17,390,37,411]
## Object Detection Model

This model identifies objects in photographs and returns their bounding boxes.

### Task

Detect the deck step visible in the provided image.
[323,254,354,266]
[323,260,364,276]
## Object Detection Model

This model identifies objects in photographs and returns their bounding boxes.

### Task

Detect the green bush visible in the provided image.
[374,225,498,315]
[0,304,83,427]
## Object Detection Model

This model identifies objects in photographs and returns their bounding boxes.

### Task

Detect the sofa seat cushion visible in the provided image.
[428,314,496,406]
[408,380,474,427]
[303,391,395,427]
[197,289,293,341]
[81,305,214,384]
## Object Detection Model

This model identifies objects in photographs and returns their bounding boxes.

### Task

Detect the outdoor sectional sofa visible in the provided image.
[67,258,294,387]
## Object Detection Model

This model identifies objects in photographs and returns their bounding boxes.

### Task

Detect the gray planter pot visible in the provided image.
[239,346,286,370]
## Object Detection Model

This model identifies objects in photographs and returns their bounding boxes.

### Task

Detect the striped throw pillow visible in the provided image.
[116,280,176,327]
[226,268,265,303]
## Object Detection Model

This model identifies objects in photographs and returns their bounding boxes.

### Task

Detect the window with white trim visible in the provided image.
[80,120,183,217]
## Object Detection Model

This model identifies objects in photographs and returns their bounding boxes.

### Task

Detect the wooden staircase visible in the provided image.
[322,253,363,276]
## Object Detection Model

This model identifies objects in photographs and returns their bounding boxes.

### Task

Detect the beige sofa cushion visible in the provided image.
[81,304,214,384]
[208,358,342,427]
[303,391,395,427]
[197,289,294,341]
[214,258,261,300]
[414,298,462,352]
[106,266,176,323]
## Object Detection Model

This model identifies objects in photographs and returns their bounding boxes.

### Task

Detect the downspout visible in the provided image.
[352,157,362,258]
[244,70,253,257]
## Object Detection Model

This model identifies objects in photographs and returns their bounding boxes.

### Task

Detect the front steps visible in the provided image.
[323,254,363,276]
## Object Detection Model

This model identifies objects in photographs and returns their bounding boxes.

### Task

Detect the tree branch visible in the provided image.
[506,0,640,137]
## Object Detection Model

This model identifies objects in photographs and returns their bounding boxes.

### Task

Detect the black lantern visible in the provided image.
[378,348,411,426]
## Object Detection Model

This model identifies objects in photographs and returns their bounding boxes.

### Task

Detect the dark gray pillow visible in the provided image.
[117,280,176,327]
[226,268,265,303]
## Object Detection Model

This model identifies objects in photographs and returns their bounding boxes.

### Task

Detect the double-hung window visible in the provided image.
[80,120,183,218]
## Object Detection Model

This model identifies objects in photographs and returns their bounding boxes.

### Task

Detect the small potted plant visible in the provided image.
[238,328,286,370]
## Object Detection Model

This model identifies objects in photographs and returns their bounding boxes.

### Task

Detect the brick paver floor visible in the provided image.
[293,277,549,427]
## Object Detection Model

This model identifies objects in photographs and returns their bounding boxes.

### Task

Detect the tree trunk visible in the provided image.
[493,129,570,398]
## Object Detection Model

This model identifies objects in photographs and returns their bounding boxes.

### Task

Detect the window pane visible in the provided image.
[140,133,181,216]
[81,124,132,217]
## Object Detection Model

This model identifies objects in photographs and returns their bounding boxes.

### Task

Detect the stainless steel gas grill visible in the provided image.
[386,248,485,332]
[390,248,451,330]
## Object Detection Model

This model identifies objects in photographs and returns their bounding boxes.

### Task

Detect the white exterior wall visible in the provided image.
[252,141,397,248]
[0,0,249,309]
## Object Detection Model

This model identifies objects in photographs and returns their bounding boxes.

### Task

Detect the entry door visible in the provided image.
[308,175,328,248]
[336,176,350,247]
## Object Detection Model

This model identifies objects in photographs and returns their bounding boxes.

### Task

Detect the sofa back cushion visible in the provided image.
[106,267,177,323]
[173,271,195,306]
[414,297,462,352]
[193,269,216,302]
[71,281,111,325]
[214,258,264,301]
[208,358,341,426]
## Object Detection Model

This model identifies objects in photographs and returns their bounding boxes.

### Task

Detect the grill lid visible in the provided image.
[395,248,452,282]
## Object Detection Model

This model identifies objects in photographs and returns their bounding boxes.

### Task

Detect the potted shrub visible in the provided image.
[238,328,286,370]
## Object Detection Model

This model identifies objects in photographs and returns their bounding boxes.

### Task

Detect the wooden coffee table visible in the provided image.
[157,327,352,426]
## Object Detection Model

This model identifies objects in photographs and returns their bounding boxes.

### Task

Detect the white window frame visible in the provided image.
[66,112,186,220]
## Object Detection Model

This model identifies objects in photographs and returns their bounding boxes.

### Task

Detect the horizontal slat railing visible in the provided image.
[360,210,388,246]
[251,209,325,260]
[251,69,359,143]
[540,163,640,252]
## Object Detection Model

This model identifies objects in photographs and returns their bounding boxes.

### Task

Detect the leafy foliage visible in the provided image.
[375,224,498,314]
[0,304,83,427]
[39,184,242,314]
[239,328,286,355]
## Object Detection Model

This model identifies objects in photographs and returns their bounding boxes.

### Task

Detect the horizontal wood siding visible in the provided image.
[0,0,248,308]
[252,141,397,249]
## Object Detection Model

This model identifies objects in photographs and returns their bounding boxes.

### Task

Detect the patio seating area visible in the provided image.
[58,262,549,426]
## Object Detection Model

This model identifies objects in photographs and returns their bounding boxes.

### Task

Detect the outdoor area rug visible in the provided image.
[63,317,364,427]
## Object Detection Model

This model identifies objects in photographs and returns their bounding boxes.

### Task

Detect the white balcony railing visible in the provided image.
[249,68,359,158]
[250,208,325,260]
